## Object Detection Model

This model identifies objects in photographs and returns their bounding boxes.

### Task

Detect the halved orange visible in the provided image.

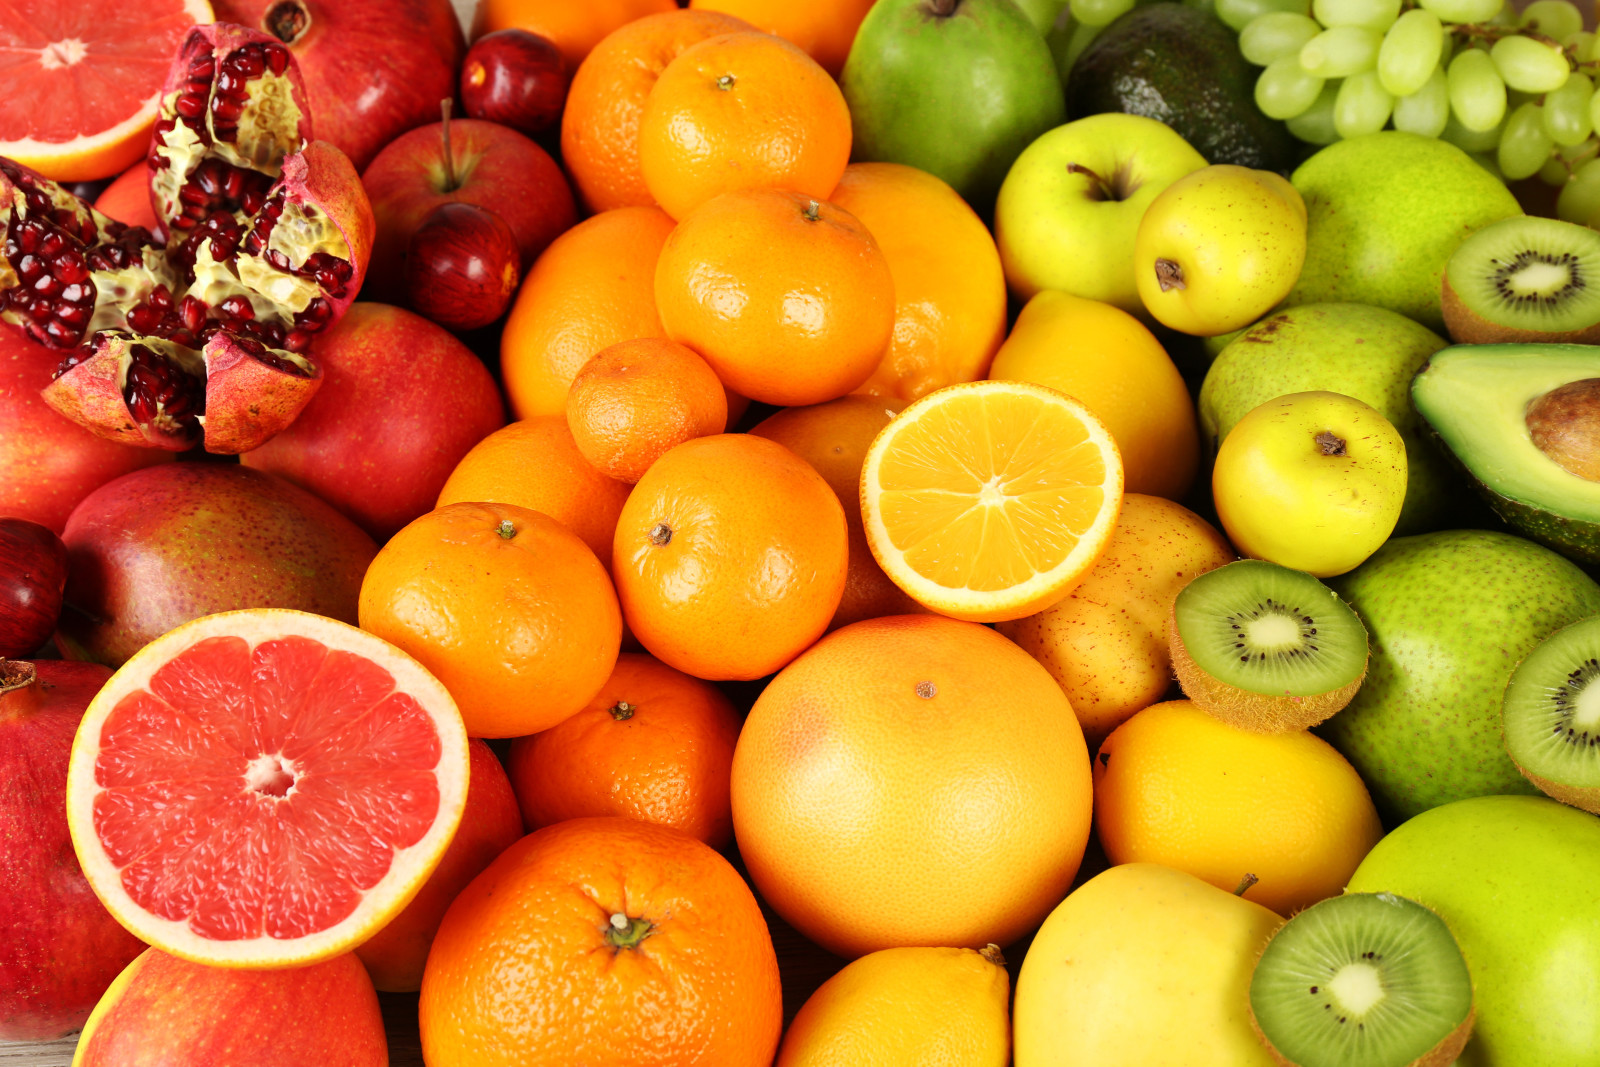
[0,0,214,182]
[860,380,1125,623]
[66,609,469,968]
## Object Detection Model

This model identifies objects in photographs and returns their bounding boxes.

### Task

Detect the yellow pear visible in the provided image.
[1013,862,1283,1066]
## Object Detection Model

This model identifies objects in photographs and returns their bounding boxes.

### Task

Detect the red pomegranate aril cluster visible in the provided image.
[2,219,95,348]
[167,49,216,139]
[211,43,291,143]
[124,342,205,428]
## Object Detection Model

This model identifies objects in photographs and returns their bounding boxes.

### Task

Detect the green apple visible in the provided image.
[996,113,1207,313]
[1213,391,1406,578]
[841,0,1066,218]
[1013,862,1281,1066]
[1134,164,1307,336]
[1285,131,1523,331]
[1347,795,1600,1067]
[1323,530,1600,822]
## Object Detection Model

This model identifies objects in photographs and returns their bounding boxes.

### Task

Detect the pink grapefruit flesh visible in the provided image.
[66,609,469,968]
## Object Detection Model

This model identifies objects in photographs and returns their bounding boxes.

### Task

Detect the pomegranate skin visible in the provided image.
[0,329,172,533]
[0,660,147,1041]
[58,464,378,667]
[213,0,466,174]
[242,303,506,541]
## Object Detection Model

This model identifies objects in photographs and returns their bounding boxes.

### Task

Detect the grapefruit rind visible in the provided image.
[859,379,1125,624]
[65,609,470,969]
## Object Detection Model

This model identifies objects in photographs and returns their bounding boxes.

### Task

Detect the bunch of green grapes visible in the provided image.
[1218,0,1600,221]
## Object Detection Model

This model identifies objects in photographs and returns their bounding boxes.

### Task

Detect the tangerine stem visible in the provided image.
[496,519,516,539]
[605,913,653,950]
[609,701,637,721]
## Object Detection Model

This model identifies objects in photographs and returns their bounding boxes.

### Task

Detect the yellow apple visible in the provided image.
[1134,164,1307,336]
[1213,390,1408,578]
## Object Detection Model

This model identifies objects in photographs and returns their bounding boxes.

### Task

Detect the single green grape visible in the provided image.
[1442,111,1506,153]
[1069,0,1137,28]
[1216,0,1310,32]
[1557,155,1600,223]
[1287,79,1344,144]
[1312,0,1400,32]
[1377,9,1444,97]
[1487,0,1517,26]
[1539,152,1573,185]
[1256,55,1328,117]
[1448,46,1508,132]
[1300,26,1382,78]
[1241,12,1323,65]
[1544,72,1595,147]
[1490,34,1573,94]
[1416,0,1503,21]
[1498,101,1556,179]
[1520,0,1584,42]
[1393,65,1452,137]
[1334,69,1396,136]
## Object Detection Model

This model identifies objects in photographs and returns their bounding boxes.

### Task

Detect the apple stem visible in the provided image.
[1233,872,1259,896]
[1066,162,1118,202]
[1154,258,1186,292]
[1315,431,1347,456]
[0,660,34,698]
[928,0,960,15]
[440,98,458,193]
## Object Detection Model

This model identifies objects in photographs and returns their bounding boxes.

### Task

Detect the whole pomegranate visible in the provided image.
[0,326,172,532]
[59,463,378,667]
[0,659,146,1040]
[213,0,467,173]
[0,25,376,455]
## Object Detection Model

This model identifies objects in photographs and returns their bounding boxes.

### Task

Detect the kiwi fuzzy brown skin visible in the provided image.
[1167,609,1367,733]
[1508,760,1600,816]
[1442,274,1600,346]
[1248,1001,1475,1067]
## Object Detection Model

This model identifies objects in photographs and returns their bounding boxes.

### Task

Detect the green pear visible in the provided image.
[1285,132,1523,332]
[841,0,1066,217]
[1013,862,1281,1065]
[1198,302,1452,533]
[1323,531,1600,823]
[1348,795,1600,1067]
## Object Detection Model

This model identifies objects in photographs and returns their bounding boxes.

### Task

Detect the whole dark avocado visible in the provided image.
[1067,3,1301,173]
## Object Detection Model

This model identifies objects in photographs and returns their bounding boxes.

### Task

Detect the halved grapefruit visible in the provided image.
[0,0,214,182]
[65,609,470,968]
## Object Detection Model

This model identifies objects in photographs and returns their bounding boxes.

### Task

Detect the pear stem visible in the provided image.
[1233,872,1260,896]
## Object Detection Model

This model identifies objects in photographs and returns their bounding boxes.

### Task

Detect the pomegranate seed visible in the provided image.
[212,96,244,123]
[181,296,207,333]
[284,329,311,351]
[265,44,290,75]
[32,275,61,298]
[219,295,254,320]
[175,93,206,120]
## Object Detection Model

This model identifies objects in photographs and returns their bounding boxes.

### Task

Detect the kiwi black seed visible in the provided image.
[1502,614,1600,814]
[1249,893,1475,1067]
[1442,215,1600,345]
[1169,559,1368,733]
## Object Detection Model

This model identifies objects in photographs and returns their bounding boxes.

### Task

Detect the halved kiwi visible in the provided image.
[1169,559,1368,733]
[1441,215,1600,345]
[1249,892,1475,1067]
[1502,614,1600,813]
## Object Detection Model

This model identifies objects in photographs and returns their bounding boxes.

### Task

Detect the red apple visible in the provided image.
[74,949,386,1066]
[361,117,576,304]
[211,0,465,173]
[0,521,68,659]
[92,162,162,237]
[0,327,172,535]
[460,29,568,137]
[405,202,522,332]
[241,303,506,541]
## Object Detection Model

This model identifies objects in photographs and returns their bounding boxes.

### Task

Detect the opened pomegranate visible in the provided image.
[0,659,147,1040]
[0,25,374,455]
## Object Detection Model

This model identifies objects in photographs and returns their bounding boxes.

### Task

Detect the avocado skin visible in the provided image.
[1066,3,1302,173]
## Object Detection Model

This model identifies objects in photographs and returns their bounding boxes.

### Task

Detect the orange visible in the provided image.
[359,502,622,739]
[64,609,469,968]
[860,380,1126,623]
[988,290,1201,500]
[613,433,847,681]
[500,205,676,420]
[505,653,741,848]
[731,614,1093,958]
[637,31,852,221]
[1094,699,1385,916]
[418,816,782,1067]
[689,0,877,76]
[829,162,1007,403]
[656,190,894,407]
[471,0,677,71]
[566,338,728,484]
[355,739,524,992]
[435,416,631,564]
[561,9,754,214]
[749,396,924,629]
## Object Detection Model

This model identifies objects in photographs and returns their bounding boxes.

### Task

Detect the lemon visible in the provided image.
[777,945,1010,1066]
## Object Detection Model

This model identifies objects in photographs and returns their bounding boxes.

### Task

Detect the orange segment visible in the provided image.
[861,380,1125,623]
[65,609,469,969]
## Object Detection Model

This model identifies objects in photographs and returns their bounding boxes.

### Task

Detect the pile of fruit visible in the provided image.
[4,0,1600,1065]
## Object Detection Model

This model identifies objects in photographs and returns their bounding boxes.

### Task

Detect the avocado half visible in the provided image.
[1413,344,1600,564]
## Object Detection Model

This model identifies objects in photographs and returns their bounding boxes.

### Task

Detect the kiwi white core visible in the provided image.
[1327,961,1386,1017]
[1571,682,1600,732]
[1245,612,1303,652]
[1505,258,1575,298]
